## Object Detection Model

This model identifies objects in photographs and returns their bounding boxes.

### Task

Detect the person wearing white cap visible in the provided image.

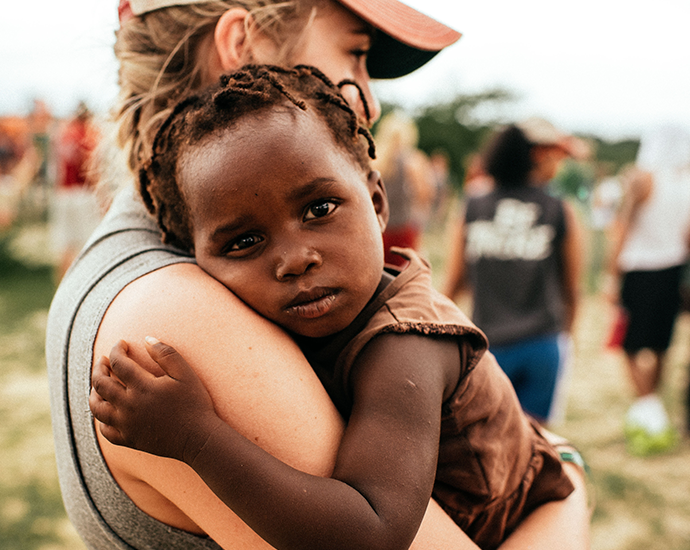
[46,2,589,549]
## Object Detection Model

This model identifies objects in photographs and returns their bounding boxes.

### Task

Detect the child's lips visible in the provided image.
[285,288,338,319]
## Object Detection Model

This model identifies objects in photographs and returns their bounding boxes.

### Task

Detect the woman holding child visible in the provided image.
[46,1,589,548]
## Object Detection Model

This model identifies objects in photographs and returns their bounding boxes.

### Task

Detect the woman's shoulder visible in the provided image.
[98,262,285,358]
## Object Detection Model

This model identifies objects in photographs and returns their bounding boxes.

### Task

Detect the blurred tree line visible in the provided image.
[374,92,640,202]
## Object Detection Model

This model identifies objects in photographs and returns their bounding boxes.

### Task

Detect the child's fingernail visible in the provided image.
[145,336,160,346]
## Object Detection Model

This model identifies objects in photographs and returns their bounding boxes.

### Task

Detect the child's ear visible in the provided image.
[368,170,389,232]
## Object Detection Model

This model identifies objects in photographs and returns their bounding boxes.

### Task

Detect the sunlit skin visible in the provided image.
[244,1,381,123]
[531,144,569,185]
[180,106,388,338]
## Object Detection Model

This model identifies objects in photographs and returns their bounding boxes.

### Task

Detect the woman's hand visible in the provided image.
[89,338,223,465]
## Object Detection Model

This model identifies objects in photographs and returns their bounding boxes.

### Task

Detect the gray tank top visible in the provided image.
[46,188,223,549]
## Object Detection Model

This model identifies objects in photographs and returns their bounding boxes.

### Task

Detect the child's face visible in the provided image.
[178,107,388,338]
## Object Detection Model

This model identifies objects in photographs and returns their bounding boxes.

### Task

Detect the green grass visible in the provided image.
[0,224,86,550]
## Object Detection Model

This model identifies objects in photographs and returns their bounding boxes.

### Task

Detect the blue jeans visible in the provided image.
[491,333,563,422]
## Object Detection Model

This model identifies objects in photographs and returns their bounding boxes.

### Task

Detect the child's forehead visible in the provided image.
[177,106,367,186]
[181,105,344,162]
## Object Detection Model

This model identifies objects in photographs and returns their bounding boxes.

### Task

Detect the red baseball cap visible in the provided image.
[119,0,461,79]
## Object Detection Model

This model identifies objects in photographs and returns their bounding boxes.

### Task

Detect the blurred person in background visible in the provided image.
[462,152,494,198]
[374,110,435,267]
[589,171,623,292]
[27,99,54,212]
[49,102,101,280]
[0,113,49,227]
[606,124,690,455]
[0,119,24,227]
[427,149,454,229]
[444,120,583,426]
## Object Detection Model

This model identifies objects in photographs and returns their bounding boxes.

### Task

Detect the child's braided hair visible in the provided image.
[139,64,376,251]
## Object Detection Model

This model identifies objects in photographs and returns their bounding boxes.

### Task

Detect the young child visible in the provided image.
[90,65,576,550]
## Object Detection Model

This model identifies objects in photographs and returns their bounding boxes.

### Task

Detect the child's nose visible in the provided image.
[274,246,322,281]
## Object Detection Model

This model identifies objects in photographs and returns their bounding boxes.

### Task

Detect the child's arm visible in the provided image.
[91,334,456,550]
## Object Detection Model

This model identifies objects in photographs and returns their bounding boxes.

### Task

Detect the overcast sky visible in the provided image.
[2,0,689,140]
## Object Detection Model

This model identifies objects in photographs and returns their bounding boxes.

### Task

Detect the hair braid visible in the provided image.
[336,79,371,123]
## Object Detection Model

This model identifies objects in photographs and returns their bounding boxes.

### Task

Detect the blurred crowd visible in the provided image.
[369,112,690,456]
[0,99,102,280]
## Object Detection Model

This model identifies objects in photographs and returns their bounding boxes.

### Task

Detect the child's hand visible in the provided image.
[89,338,221,465]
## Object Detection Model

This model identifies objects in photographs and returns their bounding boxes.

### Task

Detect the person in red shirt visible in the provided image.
[50,102,101,279]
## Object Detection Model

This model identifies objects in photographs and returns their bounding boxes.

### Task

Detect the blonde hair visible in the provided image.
[373,110,419,181]
[95,0,322,195]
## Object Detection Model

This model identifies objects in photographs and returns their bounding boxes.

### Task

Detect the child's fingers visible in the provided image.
[109,340,156,387]
[91,355,114,385]
[92,355,128,402]
[89,387,131,447]
[97,422,127,448]
[91,366,128,404]
[89,386,119,426]
[144,337,196,381]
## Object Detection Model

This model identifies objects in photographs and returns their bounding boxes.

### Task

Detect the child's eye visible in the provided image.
[304,200,338,221]
[228,234,263,252]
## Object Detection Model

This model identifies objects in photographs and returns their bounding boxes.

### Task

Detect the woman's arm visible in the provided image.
[93,331,455,550]
[422,460,585,550]
[94,264,589,550]
[442,212,468,300]
[93,331,591,550]
[560,201,584,333]
[498,462,590,550]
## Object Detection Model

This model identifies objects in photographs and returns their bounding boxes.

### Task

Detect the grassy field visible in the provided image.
[0,222,86,550]
[1,217,690,550]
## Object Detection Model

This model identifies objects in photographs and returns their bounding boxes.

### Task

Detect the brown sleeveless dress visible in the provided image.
[302,248,574,550]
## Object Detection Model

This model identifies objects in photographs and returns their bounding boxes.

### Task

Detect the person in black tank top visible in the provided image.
[444,122,584,424]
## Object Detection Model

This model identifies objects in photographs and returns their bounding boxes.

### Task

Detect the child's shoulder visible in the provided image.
[339,250,488,379]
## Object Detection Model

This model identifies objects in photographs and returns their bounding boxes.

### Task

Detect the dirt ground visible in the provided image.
[2,221,690,549]
[560,296,690,550]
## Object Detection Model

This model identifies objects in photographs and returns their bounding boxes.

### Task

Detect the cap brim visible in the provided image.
[367,32,441,79]
[336,0,461,79]
[128,0,461,79]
